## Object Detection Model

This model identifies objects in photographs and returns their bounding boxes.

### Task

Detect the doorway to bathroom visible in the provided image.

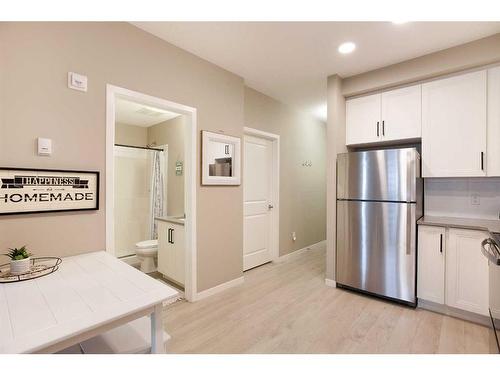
[106,85,197,301]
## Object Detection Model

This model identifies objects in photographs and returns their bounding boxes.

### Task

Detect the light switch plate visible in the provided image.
[68,72,88,92]
[471,194,480,205]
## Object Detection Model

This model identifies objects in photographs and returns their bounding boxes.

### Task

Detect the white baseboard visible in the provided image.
[120,255,140,268]
[274,240,326,263]
[194,276,244,301]
[418,299,490,326]
[325,278,336,287]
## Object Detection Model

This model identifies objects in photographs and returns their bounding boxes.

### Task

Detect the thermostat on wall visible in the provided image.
[37,138,52,156]
[68,72,88,92]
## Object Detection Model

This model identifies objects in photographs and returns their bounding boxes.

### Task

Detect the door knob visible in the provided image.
[268,204,274,210]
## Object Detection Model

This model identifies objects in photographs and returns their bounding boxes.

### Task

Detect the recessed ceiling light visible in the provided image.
[392,21,408,24]
[338,42,356,54]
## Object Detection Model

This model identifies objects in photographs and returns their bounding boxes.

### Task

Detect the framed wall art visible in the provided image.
[201,131,241,185]
[0,167,99,215]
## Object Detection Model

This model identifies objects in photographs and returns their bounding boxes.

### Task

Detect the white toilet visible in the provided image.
[135,239,158,273]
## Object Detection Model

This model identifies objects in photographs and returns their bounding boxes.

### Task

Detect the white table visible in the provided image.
[0,251,179,354]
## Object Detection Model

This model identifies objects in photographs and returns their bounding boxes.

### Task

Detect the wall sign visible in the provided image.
[0,167,99,215]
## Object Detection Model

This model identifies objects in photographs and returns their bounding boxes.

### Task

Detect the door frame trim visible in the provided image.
[243,127,280,265]
[106,84,198,302]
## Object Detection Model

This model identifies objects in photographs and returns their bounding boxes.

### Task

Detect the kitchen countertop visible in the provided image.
[417,215,500,234]
[155,216,185,226]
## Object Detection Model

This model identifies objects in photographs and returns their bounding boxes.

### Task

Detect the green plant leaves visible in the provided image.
[4,246,31,260]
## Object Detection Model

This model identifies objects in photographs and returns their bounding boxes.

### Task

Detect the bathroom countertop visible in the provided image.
[417,215,500,234]
[155,216,185,226]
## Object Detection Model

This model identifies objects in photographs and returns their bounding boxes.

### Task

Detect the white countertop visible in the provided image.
[417,215,500,234]
[155,216,185,225]
[0,251,179,353]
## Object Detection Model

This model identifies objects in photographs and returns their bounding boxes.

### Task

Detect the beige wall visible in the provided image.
[0,22,243,292]
[115,122,148,147]
[343,33,500,97]
[244,87,326,256]
[148,116,185,217]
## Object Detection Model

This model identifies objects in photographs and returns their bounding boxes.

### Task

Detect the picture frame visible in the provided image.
[0,167,100,215]
[201,131,241,185]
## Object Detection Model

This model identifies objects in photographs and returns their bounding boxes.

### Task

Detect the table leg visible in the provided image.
[150,304,165,354]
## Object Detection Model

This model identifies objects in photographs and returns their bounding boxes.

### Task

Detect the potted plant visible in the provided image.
[4,246,32,275]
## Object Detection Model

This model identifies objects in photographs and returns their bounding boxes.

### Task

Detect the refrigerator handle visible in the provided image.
[406,206,412,255]
[407,150,413,201]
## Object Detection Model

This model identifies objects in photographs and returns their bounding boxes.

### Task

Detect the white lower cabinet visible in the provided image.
[418,225,489,316]
[157,221,185,286]
[445,228,489,316]
[417,225,445,304]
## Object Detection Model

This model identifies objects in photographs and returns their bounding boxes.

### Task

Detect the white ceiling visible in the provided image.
[132,22,500,121]
[115,97,181,127]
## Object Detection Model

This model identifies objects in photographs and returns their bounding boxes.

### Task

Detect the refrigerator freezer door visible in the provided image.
[336,200,416,303]
[337,148,420,202]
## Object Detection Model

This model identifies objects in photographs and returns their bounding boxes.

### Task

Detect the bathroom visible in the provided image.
[114,97,186,289]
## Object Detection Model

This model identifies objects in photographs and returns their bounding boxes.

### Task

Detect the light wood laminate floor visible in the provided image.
[162,244,493,353]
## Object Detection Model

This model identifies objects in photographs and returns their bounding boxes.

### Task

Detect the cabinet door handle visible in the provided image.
[167,228,172,244]
[382,120,385,136]
[481,152,484,171]
[171,228,174,244]
[376,121,380,137]
[440,233,443,253]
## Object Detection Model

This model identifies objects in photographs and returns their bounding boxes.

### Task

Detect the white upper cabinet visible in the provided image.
[417,225,445,304]
[381,85,422,141]
[422,70,487,177]
[346,85,421,146]
[488,66,500,177]
[445,228,489,316]
[346,93,381,145]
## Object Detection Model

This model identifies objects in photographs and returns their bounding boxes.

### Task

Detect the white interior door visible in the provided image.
[244,135,274,271]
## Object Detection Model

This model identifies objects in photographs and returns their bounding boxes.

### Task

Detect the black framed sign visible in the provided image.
[0,167,99,215]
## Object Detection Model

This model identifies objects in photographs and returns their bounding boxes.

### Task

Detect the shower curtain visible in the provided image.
[150,149,166,240]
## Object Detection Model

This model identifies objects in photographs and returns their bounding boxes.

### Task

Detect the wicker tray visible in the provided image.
[0,257,62,283]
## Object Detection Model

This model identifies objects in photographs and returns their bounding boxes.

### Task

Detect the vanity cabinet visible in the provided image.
[422,70,487,177]
[157,221,185,286]
[346,85,421,146]
[417,225,489,316]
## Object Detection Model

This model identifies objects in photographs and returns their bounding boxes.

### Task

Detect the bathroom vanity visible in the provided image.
[156,217,185,286]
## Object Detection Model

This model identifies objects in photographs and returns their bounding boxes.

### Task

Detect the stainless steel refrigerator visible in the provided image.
[336,148,423,306]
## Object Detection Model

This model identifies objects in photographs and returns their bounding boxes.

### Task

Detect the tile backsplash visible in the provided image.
[424,178,500,220]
